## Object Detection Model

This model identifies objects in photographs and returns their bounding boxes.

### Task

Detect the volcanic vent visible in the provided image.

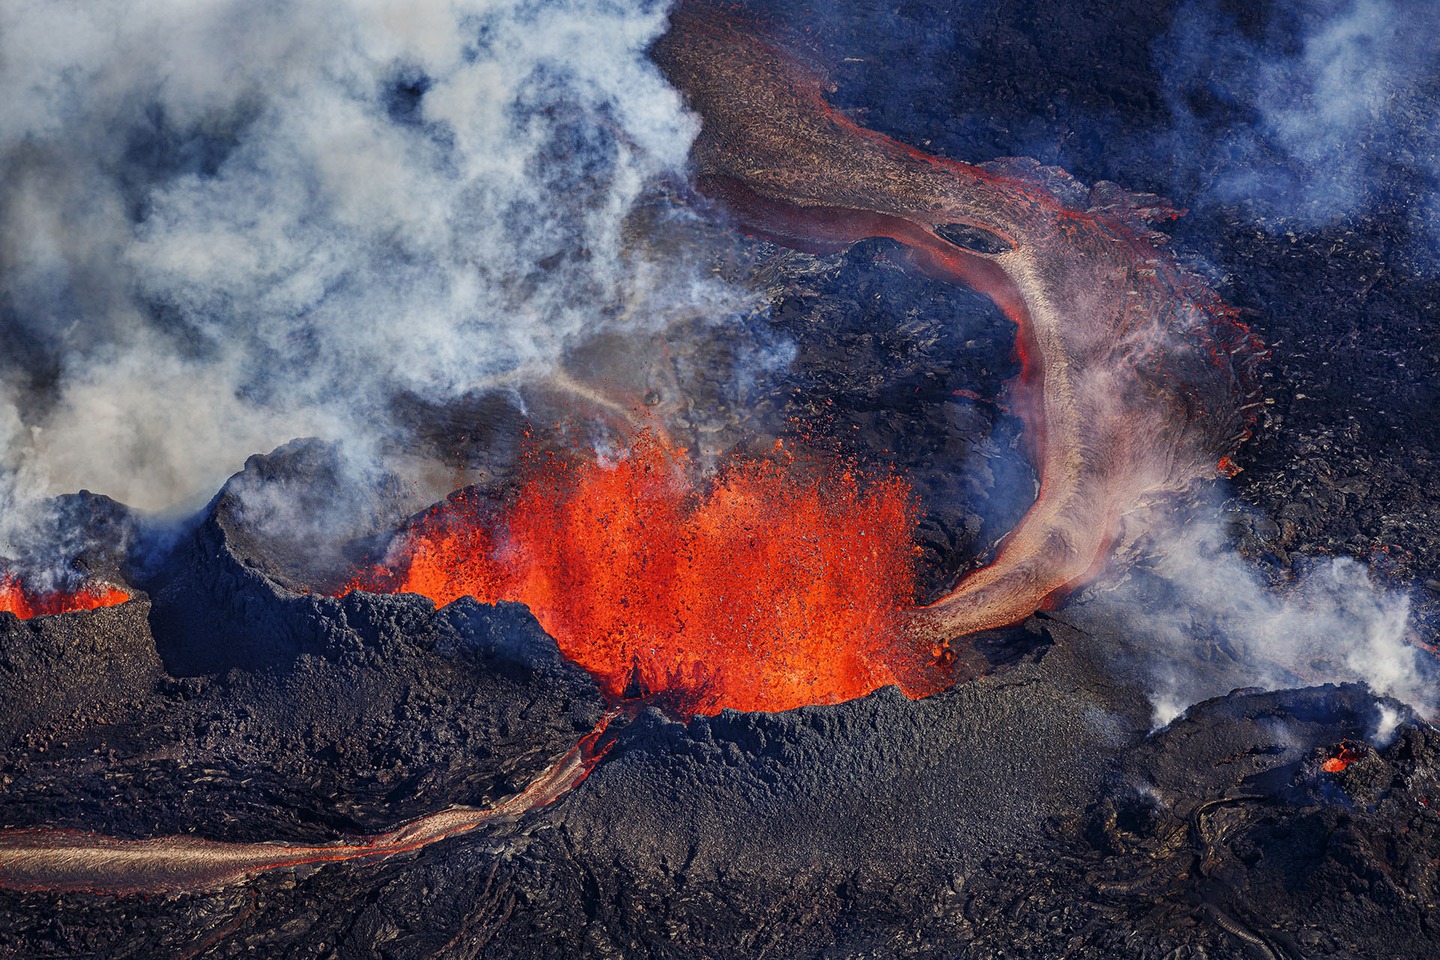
[340,433,952,715]
[0,495,134,621]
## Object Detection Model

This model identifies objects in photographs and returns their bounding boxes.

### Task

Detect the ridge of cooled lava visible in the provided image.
[654,3,1266,648]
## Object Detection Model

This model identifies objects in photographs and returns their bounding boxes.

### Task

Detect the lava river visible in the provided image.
[0,716,615,895]
[654,2,1265,647]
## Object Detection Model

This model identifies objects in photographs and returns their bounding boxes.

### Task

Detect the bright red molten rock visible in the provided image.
[0,573,129,619]
[346,436,948,714]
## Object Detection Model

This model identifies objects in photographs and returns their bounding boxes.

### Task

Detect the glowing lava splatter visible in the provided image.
[1322,742,1364,773]
[346,436,948,714]
[0,572,129,620]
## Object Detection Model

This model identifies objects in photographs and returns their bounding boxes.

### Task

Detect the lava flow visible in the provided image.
[0,571,129,620]
[346,434,949,715]
[1322,742,1364,773]
[0,714,615,895]
[654,4,1266,646]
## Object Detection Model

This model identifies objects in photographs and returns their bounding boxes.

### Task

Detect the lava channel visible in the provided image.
[654,3,1266,647]
[0,714,614,896]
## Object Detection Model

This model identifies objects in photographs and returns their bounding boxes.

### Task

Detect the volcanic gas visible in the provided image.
[0,572,129,620]
[344,433,949,714]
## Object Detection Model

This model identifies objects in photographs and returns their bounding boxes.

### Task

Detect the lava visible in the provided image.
[347,434,947,714]
[0,571,129,620]
[654,4,1265,645]
[1322,742,1364,773]
[0,714,615,895]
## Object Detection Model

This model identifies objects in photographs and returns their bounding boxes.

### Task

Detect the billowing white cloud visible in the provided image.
[0,0,746,536]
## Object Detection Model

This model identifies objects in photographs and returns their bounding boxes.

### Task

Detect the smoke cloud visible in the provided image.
[1072,497,1434,727]
[1157,0,1440,254]
[0,0,753,564]
[1134,0,1440,720]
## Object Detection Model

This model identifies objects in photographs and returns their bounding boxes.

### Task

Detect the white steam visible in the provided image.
[0,0,745,545]
[1159,0,1440,241]
[1076,503,1433,727]
[1370,702,1404,747]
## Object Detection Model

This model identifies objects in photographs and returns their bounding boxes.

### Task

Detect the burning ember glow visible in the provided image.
[0,572,129,620]
[1322,742,1364,773]
[345,435,948,714]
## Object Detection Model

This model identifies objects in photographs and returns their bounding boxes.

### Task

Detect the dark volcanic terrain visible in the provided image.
[3,475,1435,958]
[3,1,1439,957]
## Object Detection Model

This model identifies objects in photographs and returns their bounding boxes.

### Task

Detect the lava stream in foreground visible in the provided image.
[0,714,615,895]
[344,434,952,715]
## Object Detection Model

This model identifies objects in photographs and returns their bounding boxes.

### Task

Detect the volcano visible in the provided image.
[2,1,1439,958]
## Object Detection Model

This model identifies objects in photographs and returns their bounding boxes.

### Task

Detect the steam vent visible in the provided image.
[3,1,1439,957]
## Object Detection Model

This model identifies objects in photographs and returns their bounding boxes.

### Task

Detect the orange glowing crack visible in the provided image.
[1322,742,1363,773]
[653,4,1264,646]
[0,714,614,896]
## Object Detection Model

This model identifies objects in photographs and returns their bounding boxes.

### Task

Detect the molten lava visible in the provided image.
[0,572,129,620]
[653,5,1265,646]
[1322,742,1363,773]
[346,435,947,714]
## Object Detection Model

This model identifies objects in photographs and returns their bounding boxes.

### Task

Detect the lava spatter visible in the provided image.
[346,434,949,715]
[1322,742,1364,773]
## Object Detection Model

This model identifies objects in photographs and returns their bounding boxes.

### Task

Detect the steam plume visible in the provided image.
[1073,499,1434,727]
[1158,0,1440,258]
[0,0,747,560]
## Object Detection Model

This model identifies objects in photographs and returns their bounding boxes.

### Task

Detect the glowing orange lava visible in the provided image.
[345,435,949,714]
[0,573,130,620]
[653,7,1266,647]
[1322,742,1363,773]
